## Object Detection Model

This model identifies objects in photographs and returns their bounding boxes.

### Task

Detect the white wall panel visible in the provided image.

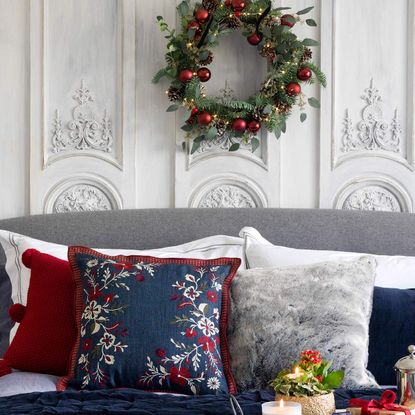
[0,0,29,219]
[0,0,414,219]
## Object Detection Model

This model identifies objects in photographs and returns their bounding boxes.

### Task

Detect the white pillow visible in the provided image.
[240,227,415,289]
[0,230,245,342]
[0,372,59,397]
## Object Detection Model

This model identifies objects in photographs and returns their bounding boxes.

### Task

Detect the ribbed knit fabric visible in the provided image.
[3,249,76,376]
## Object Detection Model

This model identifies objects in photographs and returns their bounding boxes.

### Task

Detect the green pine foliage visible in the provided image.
[154,0,326,152]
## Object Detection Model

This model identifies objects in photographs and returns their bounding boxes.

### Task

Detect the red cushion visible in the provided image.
[3,249,76,376]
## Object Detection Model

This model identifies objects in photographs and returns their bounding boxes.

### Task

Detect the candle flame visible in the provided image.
[279,399,284,408]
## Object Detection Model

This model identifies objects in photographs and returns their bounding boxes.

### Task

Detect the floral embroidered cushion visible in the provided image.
[58,247,241,395]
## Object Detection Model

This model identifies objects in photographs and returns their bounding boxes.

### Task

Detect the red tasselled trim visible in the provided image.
[57,246,241,395]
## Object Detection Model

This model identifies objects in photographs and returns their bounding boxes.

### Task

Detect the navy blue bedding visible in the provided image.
[0,388,390,415]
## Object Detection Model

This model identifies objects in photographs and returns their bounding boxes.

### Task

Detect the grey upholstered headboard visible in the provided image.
[0,208,414,256]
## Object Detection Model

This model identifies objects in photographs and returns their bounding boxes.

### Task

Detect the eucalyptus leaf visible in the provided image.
[229,143,240,152]
[263,104,273,114]
[181,124,193,132]
[166,104,179,112]
[300,113,307,122]
[206,127,218,140]
[183,109,192,121]
[306,19,317,26]
[308,97,321,108]
[297,6,314,15]
[280,119,287,134]
[303,38,320,47]
[251,137,260,153]
[190,141,200,155]
[188,28,196,40]
[177,1,189,17]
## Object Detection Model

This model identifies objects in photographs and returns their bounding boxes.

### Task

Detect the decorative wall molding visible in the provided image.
[333,176,412,213]
[34,0,129,171]
[189,175,267,208]
[54,184,113,213]
[198,185,256,208]
[51,80,113,154]
[43,175,123,214]
[342,80,401,153]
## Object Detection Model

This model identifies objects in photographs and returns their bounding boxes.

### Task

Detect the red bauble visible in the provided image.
[234,10,242,18]
[195,8,209,23]
[247,32,263,46]
[198,111,213,125]
[281,14,295,28]
[297,67,312,81]
[191,108,199,116]
[225,0,232,6]
[286,82,302,96]
[197,67,211,82]
[232,0,245,10]
[248,120,261,133]
[179,69,194,83]
[232,118,247,132]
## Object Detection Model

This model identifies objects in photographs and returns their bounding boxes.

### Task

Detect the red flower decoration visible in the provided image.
[300,350,323,365]
[186,328,197,338]
[83,339,92,351]
[198,336,215,352]
[135,274,145,282]
[104,294,114,303]
[88,290,102,301]
[316,375,323,383]
[207,291,218,303]
[156,348,166,358]
[170,366,191,387]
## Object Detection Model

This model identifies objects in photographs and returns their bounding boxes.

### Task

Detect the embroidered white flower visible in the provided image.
[197,317,217,337]
[83,301,102,320]
[87,259,99,268]
[104,354,115,365]
[99,333,116,350]
[207,377,220,390]
[78,354,87,364]
[213,308,220,320]
[183,286,202,300]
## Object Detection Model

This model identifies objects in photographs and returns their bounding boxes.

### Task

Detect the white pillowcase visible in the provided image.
[240,227,415,289]
[0,230,245,342]
[0,372,59,397]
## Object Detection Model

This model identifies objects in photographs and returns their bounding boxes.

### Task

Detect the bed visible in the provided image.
[0,208,412,414]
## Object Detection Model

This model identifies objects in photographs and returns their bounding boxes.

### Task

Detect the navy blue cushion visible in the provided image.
[59,247,240,396]
[368,287,415,385]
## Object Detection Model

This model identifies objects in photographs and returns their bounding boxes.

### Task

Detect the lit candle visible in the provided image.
[262,399,302,415]
[286,367,303,380]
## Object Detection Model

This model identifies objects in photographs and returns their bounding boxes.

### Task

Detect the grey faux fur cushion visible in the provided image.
[229,256,378,391]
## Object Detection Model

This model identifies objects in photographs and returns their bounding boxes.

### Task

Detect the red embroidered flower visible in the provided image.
[316,375,323,383]
[170,366,191,387]
[114,263,134,271]
[198,336,215,352]
[83,339,92,351]
[104,294,114,303]
[135,274,145,282]
[207,291,218,303]
[186,328,197,338]
[88,290,102,301]
[156,348,166,358]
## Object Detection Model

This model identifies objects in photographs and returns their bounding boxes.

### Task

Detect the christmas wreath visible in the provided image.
[153,0,326,153]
